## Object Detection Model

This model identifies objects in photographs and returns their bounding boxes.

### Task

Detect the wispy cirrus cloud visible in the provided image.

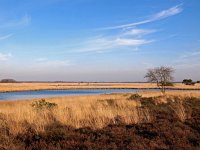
[0,34,13,41]
[72,36,153,53]
[102,4,183,30]
[115,38,152,46]
[0,14,31,28]
[122,28,157,36]
[173,50,200,70]
[35,57,48,62]
[0,52,12,61]
[34,58,72,67]
[73,4,182,53]
[181,51,200,59]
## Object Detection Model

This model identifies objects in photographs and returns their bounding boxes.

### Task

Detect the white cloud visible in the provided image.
[172,50,200,77]
[0,53,12,61]
[115,38,152,46]
[35,57,48,62]
[0,15,31,28]
[74,4,182,53]
[35,59,72,67]
[122,29,157,36]
[102,4,183,30]
[181,51,200,59]
[37,5,180,54]
[74,36,152,53]
[0,34,13,41]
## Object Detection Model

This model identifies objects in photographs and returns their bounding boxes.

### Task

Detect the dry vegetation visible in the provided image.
[0,82,200,92]
[0,91,200,149]
[0,94,147,133]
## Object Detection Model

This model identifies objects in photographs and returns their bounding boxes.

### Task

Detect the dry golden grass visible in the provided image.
[1,91,200,149]
[139,91,200,121]
[0,93,149,135]
[139,90,200,98]
[0,91,199,136]
[0,82,200,92]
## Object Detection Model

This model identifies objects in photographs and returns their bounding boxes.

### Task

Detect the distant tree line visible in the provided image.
[0,79,18,83]
[144,66,200,94]
[182,79,199,85]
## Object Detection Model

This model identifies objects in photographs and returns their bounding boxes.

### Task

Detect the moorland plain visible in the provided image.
[0,91,200,149]
[0,82,200,92]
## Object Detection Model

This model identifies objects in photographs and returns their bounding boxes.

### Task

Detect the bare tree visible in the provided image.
[144,66,174,94]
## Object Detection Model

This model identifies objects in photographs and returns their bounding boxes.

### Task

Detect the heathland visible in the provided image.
[0,90,200,149]
[0,82,200,92]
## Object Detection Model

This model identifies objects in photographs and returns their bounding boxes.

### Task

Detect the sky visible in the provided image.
[0,0,200,82]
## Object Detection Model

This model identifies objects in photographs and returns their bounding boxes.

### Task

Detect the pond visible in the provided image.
[0,89,150,100]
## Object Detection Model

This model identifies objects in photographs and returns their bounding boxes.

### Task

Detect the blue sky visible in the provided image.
[0,0,200,81]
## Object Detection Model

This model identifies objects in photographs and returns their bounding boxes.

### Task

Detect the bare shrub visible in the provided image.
[145,66,174,94]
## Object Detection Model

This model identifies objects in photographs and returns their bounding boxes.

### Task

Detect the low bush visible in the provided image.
[128,93,142,100]
[163,82,174,86]
[31,99,57,110]
[1,95,200,149]
[182,79,196,85]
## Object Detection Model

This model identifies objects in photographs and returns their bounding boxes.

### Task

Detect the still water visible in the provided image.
[0,89,147,100]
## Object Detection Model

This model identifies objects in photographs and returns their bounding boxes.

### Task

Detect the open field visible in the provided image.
[0,91,200,149]
[0,82,200,92]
